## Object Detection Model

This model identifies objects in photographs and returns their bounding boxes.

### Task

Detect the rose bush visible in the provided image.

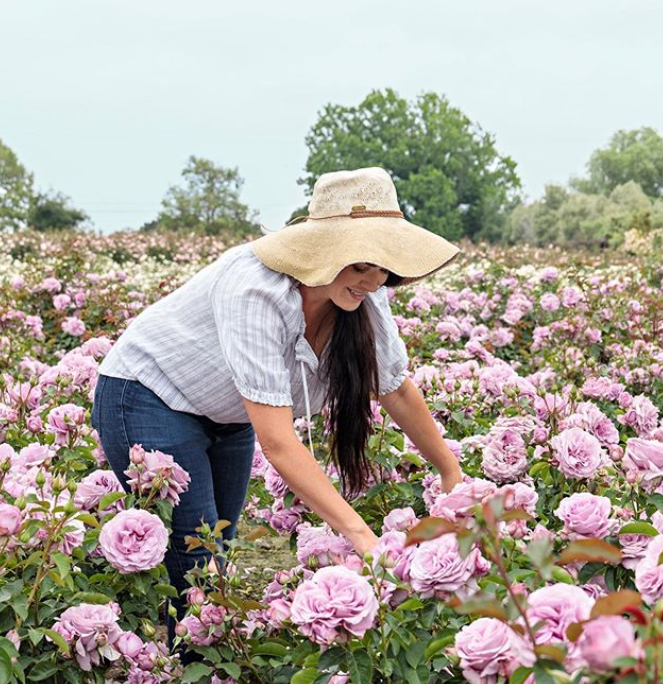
[2,231,663,682]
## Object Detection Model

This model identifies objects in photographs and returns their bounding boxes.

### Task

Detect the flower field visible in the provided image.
[2,230,663,684]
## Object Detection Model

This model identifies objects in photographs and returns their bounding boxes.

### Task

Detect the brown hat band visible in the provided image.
[288,207,404,226]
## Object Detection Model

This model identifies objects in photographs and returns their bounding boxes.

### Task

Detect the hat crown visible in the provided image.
[308,167,400,217]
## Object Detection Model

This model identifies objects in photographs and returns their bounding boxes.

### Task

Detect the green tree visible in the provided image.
[300,89,520,242]
[0,138,34,230]
[28,191,88,232]
[572,127,663,197]
[157,156,259,237]
[506,181,660,249]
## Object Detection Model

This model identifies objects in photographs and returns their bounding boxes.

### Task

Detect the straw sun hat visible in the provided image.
[252,167,460,287]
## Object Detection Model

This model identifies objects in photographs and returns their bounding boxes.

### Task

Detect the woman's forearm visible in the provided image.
[380,377,463,491]
[265,440,378,553]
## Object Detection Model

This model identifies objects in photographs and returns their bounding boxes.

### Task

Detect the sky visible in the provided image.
[1,0,662,233]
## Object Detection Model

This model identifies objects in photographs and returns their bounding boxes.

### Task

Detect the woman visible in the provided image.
[91,166,462,623]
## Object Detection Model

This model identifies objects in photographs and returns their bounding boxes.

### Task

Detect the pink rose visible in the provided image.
[577,616,639,671]
[290,566,379,644]
[0,503,22,536]
[550,427,606,480]
[554,493,617,539]
[61,316,86,337]
[51,603,123,671]
[481,428,528,483]
[74,469,126,514]
[622,438,663,491]
[99,509,169,574]
[429,478,498,520]
[525,584,594,646]
[46,403,87,446]
[456,617,532,683]
[410,535,490,599]
[635,535,663,604]
[295,524,353,568]
[382,507,418,533]
[617,395,659,438]
[124,446,190,506]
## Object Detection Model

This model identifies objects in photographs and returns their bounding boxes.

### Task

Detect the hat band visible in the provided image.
[288,208,404,226]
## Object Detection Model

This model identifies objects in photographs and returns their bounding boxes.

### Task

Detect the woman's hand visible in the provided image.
[380,378,464,488]
[244,400,378,554]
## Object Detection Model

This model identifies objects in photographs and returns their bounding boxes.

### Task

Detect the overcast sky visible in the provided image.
[1,0,661,233]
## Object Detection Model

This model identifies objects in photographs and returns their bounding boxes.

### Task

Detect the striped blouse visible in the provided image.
[98,242,409,424]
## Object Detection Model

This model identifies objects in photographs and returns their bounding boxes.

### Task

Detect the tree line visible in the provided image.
[2,88,663,248]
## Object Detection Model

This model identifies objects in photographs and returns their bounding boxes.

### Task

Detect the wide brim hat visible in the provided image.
[252,167,461,286]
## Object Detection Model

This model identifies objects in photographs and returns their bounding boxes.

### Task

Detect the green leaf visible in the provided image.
[510,667,534,684]
[98,491,126,511]
[0,649,13,684]
[619,521,659,536]
[394,598,425,612]
[318,646,346,671]
[218,662,241,680]
[649,493,663,513]
[532,661,560,684]
[155,583,179,598]
[39,628,70,656]
[73,592,114,604]
[405,641,426,669]
[51,551,71,578]
[252,642,289,658]
[27,661,59,682]
[347,650,373,684]
[291,670,318,684]
[181,662,213,683]
[424,635,455,660]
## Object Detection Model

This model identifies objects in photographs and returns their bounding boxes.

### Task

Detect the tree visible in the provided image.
[0,138,34,230]
[300,89,521,242]
[506,181,662,249]
[157,156,259,237]
[28,192,88,232]
[572,127,663,198]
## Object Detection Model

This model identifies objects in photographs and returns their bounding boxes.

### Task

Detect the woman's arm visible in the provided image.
[243,400,379,555]
[379,377,463,493]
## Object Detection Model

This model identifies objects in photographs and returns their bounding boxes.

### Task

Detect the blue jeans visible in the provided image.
[91,375,255,641]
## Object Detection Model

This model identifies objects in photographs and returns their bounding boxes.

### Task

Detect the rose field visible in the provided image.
[3,230,663,684]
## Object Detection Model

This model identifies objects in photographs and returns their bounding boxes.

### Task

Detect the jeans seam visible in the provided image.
[119,379,132,455]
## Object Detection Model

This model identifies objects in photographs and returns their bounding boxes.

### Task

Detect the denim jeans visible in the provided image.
[91,375,255,642]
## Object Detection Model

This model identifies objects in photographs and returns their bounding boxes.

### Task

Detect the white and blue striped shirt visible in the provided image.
[99,243,408,424]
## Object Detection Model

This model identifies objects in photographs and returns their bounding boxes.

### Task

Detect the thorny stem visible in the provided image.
[485,518,539,649]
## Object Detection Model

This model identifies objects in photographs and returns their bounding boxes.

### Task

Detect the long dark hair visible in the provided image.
[322,273,402,497]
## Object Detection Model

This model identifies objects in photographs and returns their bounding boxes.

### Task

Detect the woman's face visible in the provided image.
[327,263,390,311]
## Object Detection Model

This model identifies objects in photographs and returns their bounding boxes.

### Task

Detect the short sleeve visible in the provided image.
[366,288,409,395]
[211,278,293,407]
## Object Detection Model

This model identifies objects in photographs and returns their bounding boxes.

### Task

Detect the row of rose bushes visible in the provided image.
[2,230,663,683]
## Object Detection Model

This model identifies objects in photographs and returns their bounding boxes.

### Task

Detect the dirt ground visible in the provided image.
[231,522,298,599]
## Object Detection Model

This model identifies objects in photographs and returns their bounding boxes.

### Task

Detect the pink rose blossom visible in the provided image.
[74,469,126,514]
[525,584,594,646]
[61,316,86,337]
[635,535,663,604]
[46,403,87,445]
[618,394,659,437]
[99,509,169,574]
[554,493,618,539]
[0,503,22,536]
[577,616,639,672]
[124,445,190,506]
[455,618,532,683]
[481,428,529,483]
[296,524,353,567]
[622,438,663,491]
[410,535,490,599]
[290,566,379,644]
[51,602,123,671]
[550,427,606,480]
[382,507,418,533]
